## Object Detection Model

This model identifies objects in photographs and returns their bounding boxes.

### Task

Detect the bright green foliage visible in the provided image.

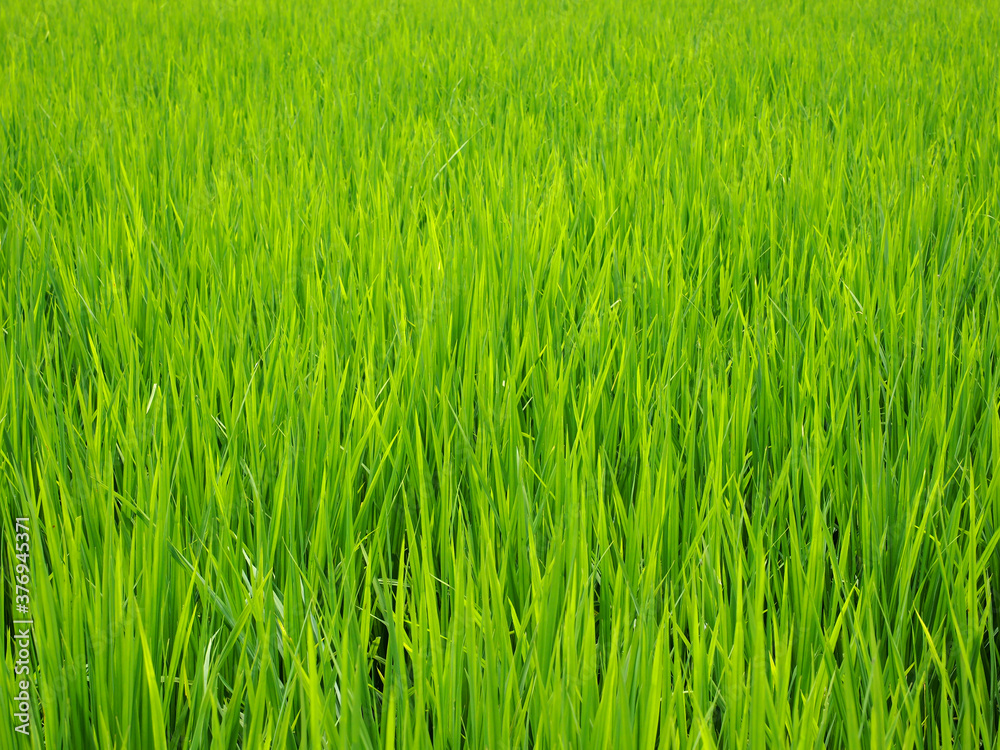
[2,0,1000,747]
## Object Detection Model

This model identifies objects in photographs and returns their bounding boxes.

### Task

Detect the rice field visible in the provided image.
[2,0,1000,747]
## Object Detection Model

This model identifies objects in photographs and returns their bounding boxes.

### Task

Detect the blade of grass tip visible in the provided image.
[431,132,479,183]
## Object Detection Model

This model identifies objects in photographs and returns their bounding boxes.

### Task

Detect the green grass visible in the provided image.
[2,0,1000,747]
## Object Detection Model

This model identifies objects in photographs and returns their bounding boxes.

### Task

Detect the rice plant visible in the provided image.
[2,0,999,747]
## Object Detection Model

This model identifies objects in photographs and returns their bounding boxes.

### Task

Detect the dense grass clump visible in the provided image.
[2,0,1000,747]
